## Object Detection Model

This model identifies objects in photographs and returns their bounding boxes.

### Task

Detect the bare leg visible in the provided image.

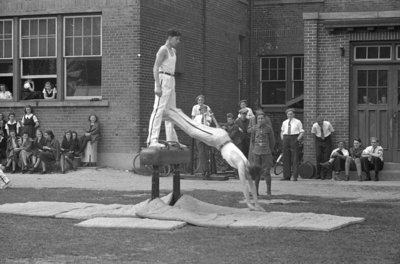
[354,158,362,181]
[345,157,351,181]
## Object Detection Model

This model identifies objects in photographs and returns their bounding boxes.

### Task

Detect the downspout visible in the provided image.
[201,0,207,95]
[248,0,253,107]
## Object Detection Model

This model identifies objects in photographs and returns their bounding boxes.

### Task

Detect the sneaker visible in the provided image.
[178,142,187,148]
[149,142,166,148]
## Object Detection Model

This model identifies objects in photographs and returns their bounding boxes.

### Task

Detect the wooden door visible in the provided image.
[351,65,400,162]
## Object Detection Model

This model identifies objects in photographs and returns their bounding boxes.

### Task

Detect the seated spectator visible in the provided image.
[0,83,12,100]
[22,80,42,100]
[21,105,40,139]
[29,130,60,174]
[320,141,349,180]
[237,99,255,120]
[42,81,57,99]
[5,130,20,173]
[0,131,6,162]
[0,113,6,138]
[345,138,364,181]
[361,137,384,181]
[5,112,21,137]
[18,132,33,173]
[60,130,78,173]
[31,129,46,167]
[71,131,81,156]
[80,115,101,166]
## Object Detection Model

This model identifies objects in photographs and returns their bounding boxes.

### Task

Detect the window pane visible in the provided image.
[270,69,277,80]
[48,19,55,35]
[261,82,285,105]
[0,41,3,57]
[66,58,101,97]
[93,17,101,35]
[83,17,92,36]
[4,21,11,34]
[261,58,269,69]
[378,70,388,86]
[92,36,101,55]
[21,20,29,37]
[83,36,91,55]
[278,69,285,80]
[39,19,47,36]
[74,18,83,36]
[22,59,57,76]
[378,88,387,104]
[368,47,378,59]
[380,47,391,59]
[368,88,378,104]
[367,70,377,86]
[22,39,30,57]
[270,58,277,69]
[293,81,303,98]
[0,21,3,35]
[65,37,73,56]
[358,70,367,86]
[75,37,82,56]
[293,69,301,80]
[278,58,285,68]
[48,37,55,56]
[358,88,367,104]
[39,38,47,56]
[0,61,12,73]
[65,18,74,36]
[30,38,38,57]
[293,57,301,68]
[30,20,38,36]
[261,69,269,80]
[355,47,366,59]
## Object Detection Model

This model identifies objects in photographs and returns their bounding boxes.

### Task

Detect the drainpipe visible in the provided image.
[248,0,253,107]
[201,0,207,95]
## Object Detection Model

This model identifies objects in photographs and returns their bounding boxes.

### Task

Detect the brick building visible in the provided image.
[1,0,400,169]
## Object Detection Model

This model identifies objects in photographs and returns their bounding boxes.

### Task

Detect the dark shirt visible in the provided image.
[251,123,275,155]
[235,118,250,140]
[224,122,242,146]
[350,147,364,158]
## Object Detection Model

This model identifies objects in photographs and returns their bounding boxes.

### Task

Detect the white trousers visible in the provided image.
[147,74,179,144]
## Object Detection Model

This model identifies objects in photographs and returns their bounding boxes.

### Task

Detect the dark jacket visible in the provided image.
[251,123,275,155]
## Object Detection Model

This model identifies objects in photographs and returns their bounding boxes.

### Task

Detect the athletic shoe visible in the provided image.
[149,142,166,148]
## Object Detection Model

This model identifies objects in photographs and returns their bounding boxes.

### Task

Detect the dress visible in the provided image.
[5,120,21,136]
[21,114,38,139]
[0,91,12,100]
[43,87,57,99]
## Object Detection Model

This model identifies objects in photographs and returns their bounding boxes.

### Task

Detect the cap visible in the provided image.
[285,108,295,114]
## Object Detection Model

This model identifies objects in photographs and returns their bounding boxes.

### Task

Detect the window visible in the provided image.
[292,56,304,98]
[20,18,57,99]
[64,16,101,98]
[354,46,391,61]
[0,19,13,97]
[357,69,387,104]
[260,57,286,105]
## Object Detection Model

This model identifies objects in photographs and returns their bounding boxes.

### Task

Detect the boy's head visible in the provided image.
[226,113,234,124]
[286,108,295,119]
[199,105,207,114]
[166,28,181,48]
[239,108,248,120]
[353,138,362,148]
[337,141,345,149]
[257,112,266,124]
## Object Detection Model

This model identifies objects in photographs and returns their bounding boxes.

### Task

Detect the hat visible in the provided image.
[256,111,265,117]
[226,113,234,118]
[285,108,295,114]
[239,108,248,114]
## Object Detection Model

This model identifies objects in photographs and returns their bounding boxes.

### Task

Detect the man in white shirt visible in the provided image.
[311,116,334,179]
[320,141,349,180]
[280,108,304,181]
[361,137,384,181]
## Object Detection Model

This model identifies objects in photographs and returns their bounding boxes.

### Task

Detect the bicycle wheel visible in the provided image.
[132,152,152,176]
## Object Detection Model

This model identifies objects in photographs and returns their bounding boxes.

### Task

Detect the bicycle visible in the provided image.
[132,142,172,177]
[273,141,304,176]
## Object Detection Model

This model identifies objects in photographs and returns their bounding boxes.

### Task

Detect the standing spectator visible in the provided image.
[191,95,211,119]
[18,132,33,173]
[235,108,250,158]
[311,115,334,179]
[248,109,272,164]
[79,114,101,154]
[345,138,364,181]
[0,112,7,137]
[146,28,183,148]
[280,108,304,181]
[320,141,349,181]
[193,105,213,179]
[22,79,42,100]
[60,130,78,173]
[361,137,384,181]
[237,99,254,120]
[0,83,12,100]
[31,129,46,167]
[5,130,20,173]
[5,112,21,137]
[251,111,275,196]
[29,130,60,174]
[42,81,57,99]
[223,113,242,149]
[0,131,6,162]
[21,105,39,139]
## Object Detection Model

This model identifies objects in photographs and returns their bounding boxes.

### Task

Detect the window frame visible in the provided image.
[63,15,102,100]
[0,19,13,60]
[292,55,304,99]
[260,56,287,107]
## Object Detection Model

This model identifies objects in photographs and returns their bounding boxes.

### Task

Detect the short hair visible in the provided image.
[0,83,6,88]
[370,137,379,142]
[195,95,205,103]
[44,81,54,88]
[239,99,247,106]
[285,108,295,114]
[8,112,15,117]
[45,130,55,140]
[167,28,181,37]
[256,111,266,117]
[226,113,234,119]
[353,138,362,143]
[24,105,34,114]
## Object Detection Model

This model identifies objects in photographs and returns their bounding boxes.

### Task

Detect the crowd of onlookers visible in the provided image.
[0,81,58,101]
[0,105,100,177]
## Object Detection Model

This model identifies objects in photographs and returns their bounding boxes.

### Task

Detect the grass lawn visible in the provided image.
[0,188,399,264]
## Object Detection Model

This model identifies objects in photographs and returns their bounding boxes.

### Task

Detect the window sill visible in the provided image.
[0,99,109,108]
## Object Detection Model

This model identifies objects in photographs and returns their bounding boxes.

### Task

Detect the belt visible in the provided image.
[283,134,299,136]
[159,71,175,76]
[218,140,232,151]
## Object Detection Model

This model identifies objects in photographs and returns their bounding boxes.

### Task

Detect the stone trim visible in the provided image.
[304,11,400,20]
[0,100,109,108]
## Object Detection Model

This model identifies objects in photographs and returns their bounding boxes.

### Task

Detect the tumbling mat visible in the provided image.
[136,195,365,231]
[238,199,308,205]
[75,217,186,230]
